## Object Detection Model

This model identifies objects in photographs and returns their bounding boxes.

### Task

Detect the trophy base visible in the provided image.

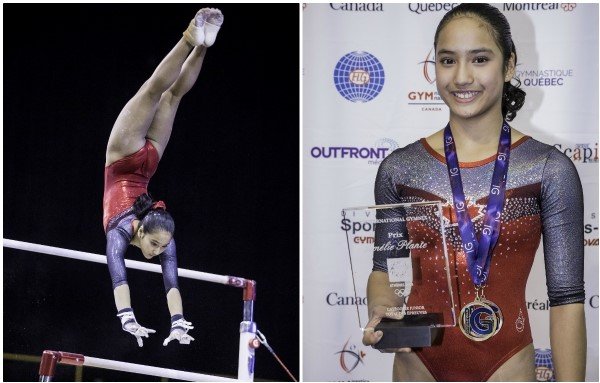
[374,314,443,349]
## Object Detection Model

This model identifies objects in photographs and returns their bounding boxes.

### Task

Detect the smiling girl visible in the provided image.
[363,4,586,381]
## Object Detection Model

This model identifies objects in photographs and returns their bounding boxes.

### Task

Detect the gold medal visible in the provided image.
[458,287,499,341]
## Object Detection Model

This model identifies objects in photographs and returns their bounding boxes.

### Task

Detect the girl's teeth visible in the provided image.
[456,92,476,99]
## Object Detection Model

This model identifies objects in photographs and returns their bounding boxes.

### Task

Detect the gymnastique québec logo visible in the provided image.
[333,51,385,102]
[334,338,366,373]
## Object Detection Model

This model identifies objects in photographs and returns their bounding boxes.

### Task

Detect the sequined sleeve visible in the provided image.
[372,152,407,272]
[541,148,585,306]
[159,240,179,293]
[106,215,135,290]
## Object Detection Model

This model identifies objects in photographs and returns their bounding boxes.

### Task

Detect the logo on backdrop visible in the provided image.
[334,51,385,102]
[330,3,384,11]
[528,296,598,309]
[534,349,556,382]
[516,68,574,87]
[419,48,436,84]
[335,338,366,373]
[585,212,598,247]
[327,292,368,306]
[553,142,598,164]
[408,3,458,14]
[503,3,576,12]
[407,48,446,112]
[527,299,550,311]
[310,138,399,165]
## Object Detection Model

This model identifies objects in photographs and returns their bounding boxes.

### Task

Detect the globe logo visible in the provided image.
[534,349,555,382]
[333,51,385,102]
[375,138,399,153]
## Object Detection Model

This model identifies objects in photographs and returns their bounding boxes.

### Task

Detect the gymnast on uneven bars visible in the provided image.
[102,8,223,347]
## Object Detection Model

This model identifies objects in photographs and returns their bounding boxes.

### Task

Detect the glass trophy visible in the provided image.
[342,201,456,349]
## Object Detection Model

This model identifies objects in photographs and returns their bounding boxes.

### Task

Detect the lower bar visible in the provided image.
[83,357,237,382]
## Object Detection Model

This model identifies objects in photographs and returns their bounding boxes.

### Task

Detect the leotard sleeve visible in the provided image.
[159,239,179,293]
[372,154,408,272]
[106,216,135,290]
[541,148,585,306]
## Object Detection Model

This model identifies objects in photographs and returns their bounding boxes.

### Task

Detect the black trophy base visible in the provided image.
[374,314,443,349]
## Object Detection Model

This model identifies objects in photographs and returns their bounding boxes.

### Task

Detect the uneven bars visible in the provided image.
[38,350,237,382]
[3,239,246,288]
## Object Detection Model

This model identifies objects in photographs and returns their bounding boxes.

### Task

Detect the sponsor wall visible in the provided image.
[303,3,598,382]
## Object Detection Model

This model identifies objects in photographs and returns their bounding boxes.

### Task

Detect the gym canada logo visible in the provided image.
[335,338,366,373]
[310,138,398,165]
[333,51,385,102]
[534,349,555,382]
[408,48,445,112]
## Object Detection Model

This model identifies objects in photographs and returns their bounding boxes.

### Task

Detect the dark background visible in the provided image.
[3,4,299,382]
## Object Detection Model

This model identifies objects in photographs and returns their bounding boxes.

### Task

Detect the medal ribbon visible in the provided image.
[443,122,511,286]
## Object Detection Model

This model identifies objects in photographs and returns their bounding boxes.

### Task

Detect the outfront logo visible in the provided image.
[534,349,555,382]
[335,338,366,373]
[334,51,385,102]
[310,138,398,165]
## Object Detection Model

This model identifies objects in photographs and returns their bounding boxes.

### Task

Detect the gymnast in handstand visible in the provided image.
[102,8,223,347]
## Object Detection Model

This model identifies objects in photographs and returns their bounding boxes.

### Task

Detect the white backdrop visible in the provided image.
[302,3,598,381]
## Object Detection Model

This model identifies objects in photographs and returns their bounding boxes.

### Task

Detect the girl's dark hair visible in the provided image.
[132,193,175,235]
[434,3,526,121]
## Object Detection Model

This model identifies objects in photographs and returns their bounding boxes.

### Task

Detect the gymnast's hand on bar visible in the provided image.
[122,321,157,347]
[163,317,195,346]
[362,305,411,353]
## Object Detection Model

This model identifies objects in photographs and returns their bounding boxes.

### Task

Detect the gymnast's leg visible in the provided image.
[104,11,209,167]
[144,45,207,158]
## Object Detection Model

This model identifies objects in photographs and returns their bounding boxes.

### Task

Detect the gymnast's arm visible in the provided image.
[160,240,194,345]
[106,219,156,346]
[106,223,134,310]
[363,155,408,352]
[541,149,586,381]
[159,240,183,316]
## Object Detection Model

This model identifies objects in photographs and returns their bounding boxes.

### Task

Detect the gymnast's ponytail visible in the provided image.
[132,193,175,235]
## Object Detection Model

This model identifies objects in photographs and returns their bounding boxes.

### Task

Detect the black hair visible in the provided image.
[434,3,526,121]
[132,193,175,235]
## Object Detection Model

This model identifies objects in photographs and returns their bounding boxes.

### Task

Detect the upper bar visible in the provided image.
[4,239,246,287]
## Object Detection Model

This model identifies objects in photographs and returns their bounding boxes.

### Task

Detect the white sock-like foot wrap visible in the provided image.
[203,9,223,47]
[183,19,205,47]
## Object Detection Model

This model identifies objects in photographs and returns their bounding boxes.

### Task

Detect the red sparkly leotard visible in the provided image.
[103,140,179,293]
[373,136,585,381]
[103,140,159,232]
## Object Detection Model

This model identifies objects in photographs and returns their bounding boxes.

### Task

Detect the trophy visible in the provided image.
[342,201,456,349]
